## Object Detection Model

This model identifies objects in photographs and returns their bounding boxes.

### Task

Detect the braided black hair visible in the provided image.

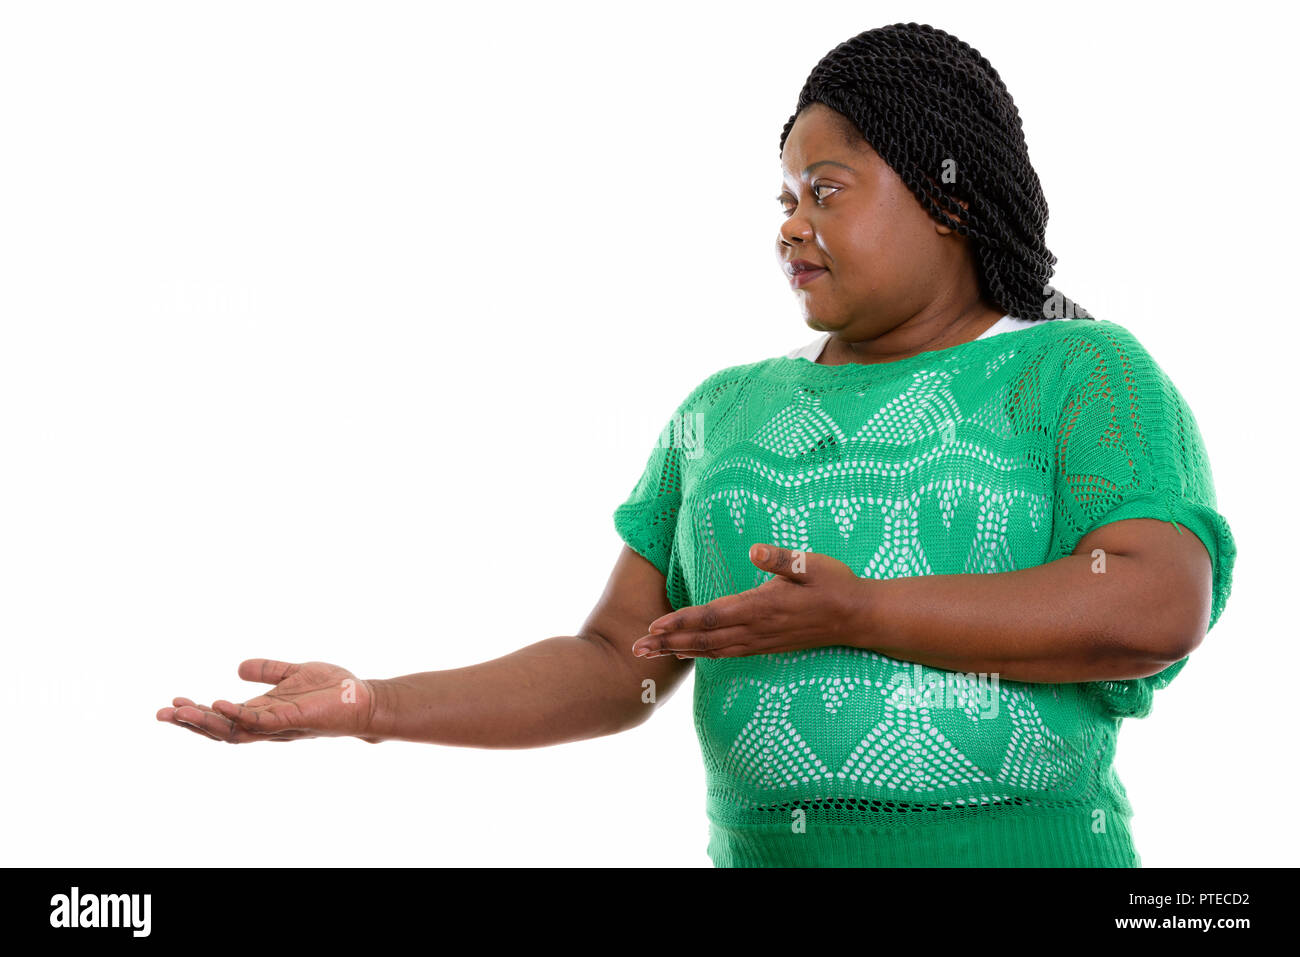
[779,22,1091,323]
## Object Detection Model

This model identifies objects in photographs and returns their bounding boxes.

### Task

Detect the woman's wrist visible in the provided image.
[838,574,884,651]
[359,677,394,742]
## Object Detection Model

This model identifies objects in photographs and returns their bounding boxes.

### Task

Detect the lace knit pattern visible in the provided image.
[613,318,1236,866]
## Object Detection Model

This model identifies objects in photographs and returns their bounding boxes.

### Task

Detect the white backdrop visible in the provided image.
[1,0,1292,867]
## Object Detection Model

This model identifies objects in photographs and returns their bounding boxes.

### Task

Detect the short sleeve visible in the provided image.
[1048,322,1237,718]
[611,389,704,608]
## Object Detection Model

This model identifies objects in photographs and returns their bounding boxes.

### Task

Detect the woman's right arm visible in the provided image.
[156,545,693,747]
[365,544,691,746]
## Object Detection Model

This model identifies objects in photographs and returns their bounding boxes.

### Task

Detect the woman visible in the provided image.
[156,23,1236,867]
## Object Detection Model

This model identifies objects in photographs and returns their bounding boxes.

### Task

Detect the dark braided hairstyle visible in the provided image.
[779,22,1091,323]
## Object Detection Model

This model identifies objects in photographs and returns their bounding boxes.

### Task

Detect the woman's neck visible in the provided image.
[816,303,1007,366]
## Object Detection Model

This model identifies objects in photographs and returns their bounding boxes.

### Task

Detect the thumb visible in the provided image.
[237,658,299,685]
[749,543,812,580]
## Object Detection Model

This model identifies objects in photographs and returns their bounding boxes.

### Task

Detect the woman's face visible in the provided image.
[776,103,968,339]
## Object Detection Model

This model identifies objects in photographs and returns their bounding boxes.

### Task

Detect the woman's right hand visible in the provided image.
[155,658,383,744]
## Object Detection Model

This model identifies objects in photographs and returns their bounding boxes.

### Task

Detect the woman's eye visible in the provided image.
[777,184,837,215]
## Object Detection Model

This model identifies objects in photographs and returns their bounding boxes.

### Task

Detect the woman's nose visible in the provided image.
[779,216,813,246]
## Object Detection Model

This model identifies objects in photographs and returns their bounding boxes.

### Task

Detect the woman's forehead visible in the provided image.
[782,110,877,171]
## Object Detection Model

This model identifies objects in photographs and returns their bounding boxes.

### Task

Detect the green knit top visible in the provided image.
[612,318,1236,867]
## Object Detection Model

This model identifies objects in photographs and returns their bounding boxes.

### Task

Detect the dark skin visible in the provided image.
[157,548,689,746]
[156,103,1213,745]
[774,103,1005,364]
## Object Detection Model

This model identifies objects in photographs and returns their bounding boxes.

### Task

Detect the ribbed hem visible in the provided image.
[707,806,1140,867]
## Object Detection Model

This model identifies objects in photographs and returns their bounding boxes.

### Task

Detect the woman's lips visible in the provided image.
[790,268,827,288]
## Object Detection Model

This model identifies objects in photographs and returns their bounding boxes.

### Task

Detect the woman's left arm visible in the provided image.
[631,518,1213,683]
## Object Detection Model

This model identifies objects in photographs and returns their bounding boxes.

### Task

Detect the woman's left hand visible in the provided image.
[631,544,866,659]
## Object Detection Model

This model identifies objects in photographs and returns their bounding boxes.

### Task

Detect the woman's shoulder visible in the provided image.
[1035,317,1170,377]
[1027,315,1151,348]
[664,356,780,416]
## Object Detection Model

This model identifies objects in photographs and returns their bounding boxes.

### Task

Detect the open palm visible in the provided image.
[156,658,379,743]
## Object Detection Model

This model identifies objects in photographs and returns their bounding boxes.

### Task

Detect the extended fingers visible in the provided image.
[157,699,220,740]
[169,703,249,742]
[159,709,223,741]
[644,593,754,640]
[635,624,756,657]
[212,699,293,733]
[162,702,286,743]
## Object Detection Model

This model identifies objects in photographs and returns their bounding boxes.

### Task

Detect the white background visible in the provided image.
[1,0,1293,867]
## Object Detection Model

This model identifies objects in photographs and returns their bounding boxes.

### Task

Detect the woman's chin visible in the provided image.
[802,315,844,334]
